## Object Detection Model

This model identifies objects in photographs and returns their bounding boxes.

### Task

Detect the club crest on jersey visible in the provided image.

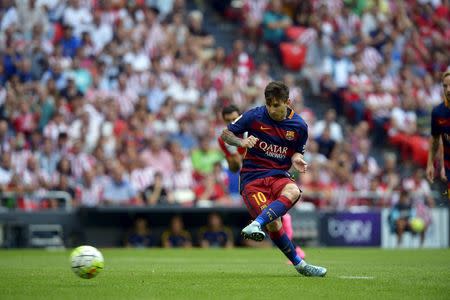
[285,131,295,141]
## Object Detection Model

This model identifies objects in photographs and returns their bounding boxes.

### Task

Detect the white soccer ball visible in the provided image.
[70,245,104,279]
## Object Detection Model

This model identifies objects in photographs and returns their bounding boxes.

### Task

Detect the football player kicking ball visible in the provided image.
[221,82,326,277]
[218,105,306,260]
[427,70,450,199]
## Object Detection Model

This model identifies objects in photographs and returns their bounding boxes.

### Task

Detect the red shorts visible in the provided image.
[241,176,296,218]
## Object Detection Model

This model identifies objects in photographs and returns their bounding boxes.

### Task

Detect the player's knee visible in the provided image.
[283,184,301,203]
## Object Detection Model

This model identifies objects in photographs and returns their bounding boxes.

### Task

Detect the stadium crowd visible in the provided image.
[0,0,447,212]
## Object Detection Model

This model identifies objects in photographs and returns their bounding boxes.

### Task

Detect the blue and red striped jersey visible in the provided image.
[227,105,308,191]
[431,102,450,175]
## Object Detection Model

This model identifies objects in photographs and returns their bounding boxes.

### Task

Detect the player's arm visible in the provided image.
[221,129,258,148]
[426,108,442,183]
[438,139,447,181]
[426,135,443,183]
[226,155,242,173]
[221,110,258,149]
[292,122,309,173]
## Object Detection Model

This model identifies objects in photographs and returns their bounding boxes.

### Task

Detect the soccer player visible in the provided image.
[426,71,450,198]
[219,104,306,259]
[221,81,326,277]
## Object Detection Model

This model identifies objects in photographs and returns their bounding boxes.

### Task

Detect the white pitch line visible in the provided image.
[339,276,375,280]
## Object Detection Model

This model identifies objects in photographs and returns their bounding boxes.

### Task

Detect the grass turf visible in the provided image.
[0,248,449,300]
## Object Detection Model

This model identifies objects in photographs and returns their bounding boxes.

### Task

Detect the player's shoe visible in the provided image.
[241,221,266,241]
[295,260,327,277]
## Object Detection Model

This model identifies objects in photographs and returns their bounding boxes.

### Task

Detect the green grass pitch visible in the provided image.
[0,248,449,299]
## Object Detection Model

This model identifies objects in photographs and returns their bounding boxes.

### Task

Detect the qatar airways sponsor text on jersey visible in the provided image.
[227,105,308,191]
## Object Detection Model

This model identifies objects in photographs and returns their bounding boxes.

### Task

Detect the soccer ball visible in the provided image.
[410,218,425,233]
[70,245,104,279]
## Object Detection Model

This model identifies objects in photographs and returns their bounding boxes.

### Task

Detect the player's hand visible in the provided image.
[426,163,434,183]
[241,135,258,148]
[292,155,308,173]
[440,166,447,182]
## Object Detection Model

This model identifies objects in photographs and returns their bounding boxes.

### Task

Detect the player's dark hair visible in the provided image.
[264,81,289,103]
[442,70,450,80]
[221,105,240,118]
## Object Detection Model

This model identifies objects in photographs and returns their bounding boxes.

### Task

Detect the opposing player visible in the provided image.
[426,71,450,199]
[219,104,306,259]
[221,81,326,277]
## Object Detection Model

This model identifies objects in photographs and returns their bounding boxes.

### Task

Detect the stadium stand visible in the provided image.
[0,0,448,217]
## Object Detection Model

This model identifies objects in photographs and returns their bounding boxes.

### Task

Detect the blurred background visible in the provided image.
[0,0,448,249]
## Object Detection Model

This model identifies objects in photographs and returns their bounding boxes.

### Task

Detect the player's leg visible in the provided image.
[395,218,407,246]
[240,179,270,241]
[267,218,301,265]
[266,218,326,277]
[281,214,305,260]
[244,178,301,233]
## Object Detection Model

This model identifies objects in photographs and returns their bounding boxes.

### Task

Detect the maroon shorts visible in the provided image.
[241,176,296,218]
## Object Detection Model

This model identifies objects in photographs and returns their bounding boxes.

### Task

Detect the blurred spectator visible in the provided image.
[312,109,343,143]
[0,152,13,189]
[0,0,445,212]
[140,136,175,180]
[304,140,327,166]
[59,25,81,58]
[191,136,223,175]
[388,190,428,247]
[144,171,174,206]
[171,158,196,206]
[380,152,400,195]
[125,218,157,248]
[243,0,269,49]
[194,162,232,207]
[74,169,103,207]
[170,119,197,151]
[53,174,76,200]
[315,126,335,159]
[188,10,214,49]
[161,215,192,248]
[63,0,93,38]
[88,10,113,54]
[366,80,397,143]
[199,212,234,248]
[102,163,140,206]
[262,0,291,48]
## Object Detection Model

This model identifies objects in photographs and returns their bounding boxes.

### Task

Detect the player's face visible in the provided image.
[443,75,450,103]
[223,111,240,125]
[266,98,289,121]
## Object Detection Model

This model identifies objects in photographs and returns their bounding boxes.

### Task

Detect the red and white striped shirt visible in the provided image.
[361,47,382,72]
[11,150,32,174]
[171,168,195,191]
[130,167,155,192]
[68,153,96,180]
[111,89,138,118]
[75,180,104,207]
[43,121,69,141]
[367,92,397,118]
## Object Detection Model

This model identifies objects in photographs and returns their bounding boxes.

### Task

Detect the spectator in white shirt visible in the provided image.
[312,109,343,143]
[0,152,13,188]
[88,11,113,54]
[123,39,151,72]
[0,2,19,32]
[63,0,93,38]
